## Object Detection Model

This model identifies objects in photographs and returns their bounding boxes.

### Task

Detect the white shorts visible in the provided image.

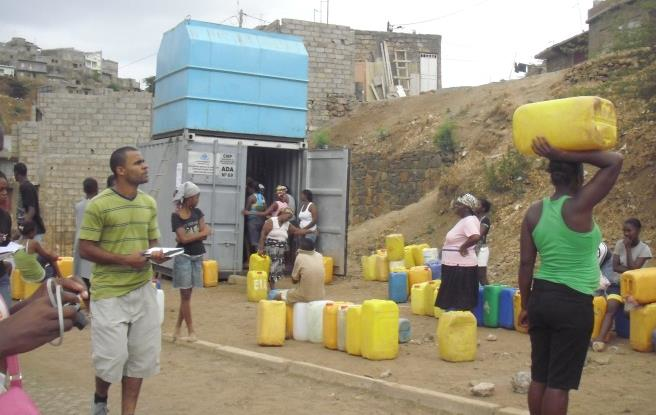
[477,246,490,267]
[91,283,161,384]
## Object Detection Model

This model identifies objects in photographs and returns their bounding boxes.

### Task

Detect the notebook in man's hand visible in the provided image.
[143,247,184,258]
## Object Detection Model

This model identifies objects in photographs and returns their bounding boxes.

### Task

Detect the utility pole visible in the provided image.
[326,0,329,24]
[238,9,244,27]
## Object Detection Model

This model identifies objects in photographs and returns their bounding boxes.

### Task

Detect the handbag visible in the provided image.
[0,355,40,414]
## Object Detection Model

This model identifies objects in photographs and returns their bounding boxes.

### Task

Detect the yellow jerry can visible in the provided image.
[361,299,399,360]
[346,305,363,356]
[512,96,617,155]
[437,311,477,362]
[257,300,286,346]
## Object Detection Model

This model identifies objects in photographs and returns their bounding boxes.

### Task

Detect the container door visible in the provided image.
[140,137,247,275]
[304,149,350,275]
[188,140,247,275]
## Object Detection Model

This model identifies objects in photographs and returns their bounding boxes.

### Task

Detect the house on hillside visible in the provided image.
[587,0,656,57]
[535,32,588,72]
[0,38,140,93]
[534,0,656,72]
[0,65,14,77]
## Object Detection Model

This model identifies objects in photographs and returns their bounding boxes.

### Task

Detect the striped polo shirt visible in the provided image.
[79,188,160,300]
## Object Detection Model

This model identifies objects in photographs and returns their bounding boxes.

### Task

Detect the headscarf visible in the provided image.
[456,193,480,211]
[279,207,294,216]
[597,242,611,266]
[173,181,200,204]
[257,183,265,192]
[275,185,287,193]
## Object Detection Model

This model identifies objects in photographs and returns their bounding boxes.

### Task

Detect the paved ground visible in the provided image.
[20,328,437,415]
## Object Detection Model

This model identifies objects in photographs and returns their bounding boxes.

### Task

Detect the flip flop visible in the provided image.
[592,341,606,352]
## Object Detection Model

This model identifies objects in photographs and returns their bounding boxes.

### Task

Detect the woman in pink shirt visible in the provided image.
[435,193,481,311]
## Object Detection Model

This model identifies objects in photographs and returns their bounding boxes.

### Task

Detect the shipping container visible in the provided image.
[139,133,349,277]
[142,20,349,278]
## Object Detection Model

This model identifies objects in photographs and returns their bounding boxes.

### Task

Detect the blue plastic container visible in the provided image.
[614,309,630,339]
[426,260,441,280]
[267,289,281,300]
[153,20,308,138]
[652,329,656,353]
[499,287,516,329]
[398,318,412,343]
[388,271,408,303]
[473,286,485,326]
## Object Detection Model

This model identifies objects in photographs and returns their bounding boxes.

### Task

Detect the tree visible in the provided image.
[7,78,29,99]
[143,76,156,94]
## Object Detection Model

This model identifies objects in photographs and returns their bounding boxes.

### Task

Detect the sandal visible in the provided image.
[592,341,606,352]
[182,334,198,343]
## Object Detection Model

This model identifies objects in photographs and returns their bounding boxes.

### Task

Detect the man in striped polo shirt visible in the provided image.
[79,146,165,415]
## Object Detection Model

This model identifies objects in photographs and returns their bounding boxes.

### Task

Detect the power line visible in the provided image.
[119,53,157,69]
[219,15,237,24]
[242,12,270,24]
[394,0,490,27]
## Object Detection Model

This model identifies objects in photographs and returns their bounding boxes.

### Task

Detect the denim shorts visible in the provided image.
[173,254,203,289]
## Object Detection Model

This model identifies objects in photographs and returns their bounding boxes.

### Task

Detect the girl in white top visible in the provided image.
[298,189,318,242]
[257,208,313,289]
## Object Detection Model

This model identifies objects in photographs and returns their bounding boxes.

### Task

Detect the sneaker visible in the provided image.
[92,401,109,415]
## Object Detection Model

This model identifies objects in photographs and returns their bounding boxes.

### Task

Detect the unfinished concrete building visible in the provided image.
[260,19,441,128]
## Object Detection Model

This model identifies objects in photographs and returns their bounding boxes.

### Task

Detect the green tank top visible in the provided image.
[532,196,601,295]
[14,240,46,283]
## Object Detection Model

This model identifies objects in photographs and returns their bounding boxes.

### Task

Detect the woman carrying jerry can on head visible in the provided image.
[171,181,211,342]
[517,137,622,415]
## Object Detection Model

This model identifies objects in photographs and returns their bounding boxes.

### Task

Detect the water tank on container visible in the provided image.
[153,20,308,139]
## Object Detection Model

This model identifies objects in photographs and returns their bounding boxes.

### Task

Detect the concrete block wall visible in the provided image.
[261,19,442,128]
[349,151,442,225]
[13,91,152,254]
[588,0,656,57]
[262,19,356,129]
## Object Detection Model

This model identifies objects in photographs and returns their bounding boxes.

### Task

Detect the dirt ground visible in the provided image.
[159,277,655,415]
[21,319,436,415]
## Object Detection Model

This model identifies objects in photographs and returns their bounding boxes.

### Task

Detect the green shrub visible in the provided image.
[7,78,29,99]
[485,149,530,194]
[12,104,24,115]
[376,127,390,141]
[312,129,330,148]
[108,83,120,92]
[433,119,457,155]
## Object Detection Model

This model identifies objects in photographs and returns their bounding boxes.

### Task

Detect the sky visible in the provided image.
[0,0,594,88]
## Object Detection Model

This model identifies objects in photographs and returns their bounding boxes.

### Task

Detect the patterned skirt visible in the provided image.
[265,239,288,283]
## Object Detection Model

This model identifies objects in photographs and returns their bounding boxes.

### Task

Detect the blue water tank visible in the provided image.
[153,20,308,139]
[388,271,408,303]
[499,287,516,329]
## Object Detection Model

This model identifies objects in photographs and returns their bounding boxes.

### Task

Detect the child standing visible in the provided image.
[14,221,62,283]
[171,182,210,342]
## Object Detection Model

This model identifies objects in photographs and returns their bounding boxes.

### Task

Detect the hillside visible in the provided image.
[332,47,656,284]
[0,77,39,133]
